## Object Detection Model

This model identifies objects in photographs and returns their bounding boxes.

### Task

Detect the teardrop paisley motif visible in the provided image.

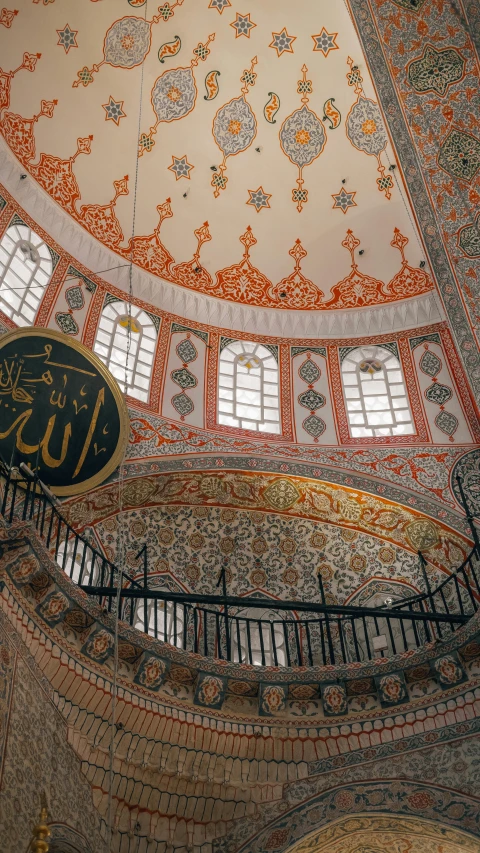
[204,70,221,100]
[435,410,458,437]
[299,358,320,384]
[298,389,326,410]
[323,97,341,129]
[420,349,442,377]
[264,92,280,124]
[303,415,326,438]
[158,35,182,63]
[425,382,452,406]
[176,338,198,363]
[171,367,197,390]
[172,393,195,417]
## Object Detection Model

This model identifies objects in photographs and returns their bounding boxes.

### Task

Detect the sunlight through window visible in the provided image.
[0,223,53,326]
[341,345,414,437]
[218,340,280,433]
[93,300,158,403]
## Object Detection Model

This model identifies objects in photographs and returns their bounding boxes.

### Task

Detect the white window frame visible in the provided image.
[134,600,184,645]
[0,222,53,326]
[341,345,414,437]
[232,607,287,667]
[218,340,281,433]
[93,300,158,403]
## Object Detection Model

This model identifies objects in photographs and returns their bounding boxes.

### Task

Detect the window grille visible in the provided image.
[218,340,280,433]
[93,301,157,402]
[0,222,53,325]
[341,345,414,437]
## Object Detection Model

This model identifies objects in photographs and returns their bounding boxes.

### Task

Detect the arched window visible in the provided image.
[341,345,413,437]
[0,222,53,325]
[134,600,184,645]
[218,340,280,433]
[232,607,287,666]
[93,300,158,402]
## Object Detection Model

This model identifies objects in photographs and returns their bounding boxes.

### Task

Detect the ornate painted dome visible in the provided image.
[0,2,480,852]
[0,0,437,332]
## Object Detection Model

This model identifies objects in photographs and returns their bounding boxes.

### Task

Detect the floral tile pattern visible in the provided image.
[404,663,432,684]
[133,652,169,691]
[320,682,348,716]
[345,677,375,695]
[227,679,259,697]
[374,672,408,707]
[36,590,71,626]
[288,683,319,700]
[90,503,440,615]
[80,628,114,664]
[194,672,226,708]
[259,684,288,716]
[430,652,468,687]
[459,636,480,662]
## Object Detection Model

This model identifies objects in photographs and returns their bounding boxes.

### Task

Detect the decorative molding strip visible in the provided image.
[0,143,444,340]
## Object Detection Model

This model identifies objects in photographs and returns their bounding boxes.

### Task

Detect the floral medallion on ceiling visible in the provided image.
[345,58,392,199]
[211,56,257,196]
[0,0,435,310]
[279,66,326,212]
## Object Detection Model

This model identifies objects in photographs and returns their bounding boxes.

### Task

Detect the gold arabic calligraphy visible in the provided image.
[0,345,107,476]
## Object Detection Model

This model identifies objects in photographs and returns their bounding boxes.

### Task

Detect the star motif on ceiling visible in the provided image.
[168,155,194,180]
[56,23,78,54]
[230,12,256,38]
[102,96,126,125]
[270,28,296,57]
[208,0,231,12]
[312,28,339,57]
[332,187,357,214]
[247,187,272,212]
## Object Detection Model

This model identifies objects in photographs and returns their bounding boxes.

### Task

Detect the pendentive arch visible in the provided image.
[240,780,480,852]
[284,813,479,853]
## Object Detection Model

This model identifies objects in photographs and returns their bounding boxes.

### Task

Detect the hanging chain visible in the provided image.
[105,1,147,848]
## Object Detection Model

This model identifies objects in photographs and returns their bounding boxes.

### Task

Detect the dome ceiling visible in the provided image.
[0,0,434,313]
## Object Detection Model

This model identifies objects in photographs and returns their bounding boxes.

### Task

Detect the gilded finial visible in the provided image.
[30,805,51,853]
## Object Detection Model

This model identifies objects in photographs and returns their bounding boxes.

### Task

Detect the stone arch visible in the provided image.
[47,823,93,853]
[239,781,480,852]
[285,814,480,853]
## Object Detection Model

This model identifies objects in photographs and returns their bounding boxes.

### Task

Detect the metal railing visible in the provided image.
[1,459,479,667]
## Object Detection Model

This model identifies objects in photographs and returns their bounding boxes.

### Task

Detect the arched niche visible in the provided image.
[47,823,93,853]
[242,781,480,852]
[285,814,480,853]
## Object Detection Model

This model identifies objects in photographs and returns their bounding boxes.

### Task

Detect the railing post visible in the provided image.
[29,464,39,522]
[456,474,480,558]
[22,476,31,521]
[217,565,230,661]
[318,570,326,603]
[0,462,12,518]
[136,544,148,635]
[418,550,435,613]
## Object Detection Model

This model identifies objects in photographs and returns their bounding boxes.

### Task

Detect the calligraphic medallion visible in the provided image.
[0,328,129,496]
